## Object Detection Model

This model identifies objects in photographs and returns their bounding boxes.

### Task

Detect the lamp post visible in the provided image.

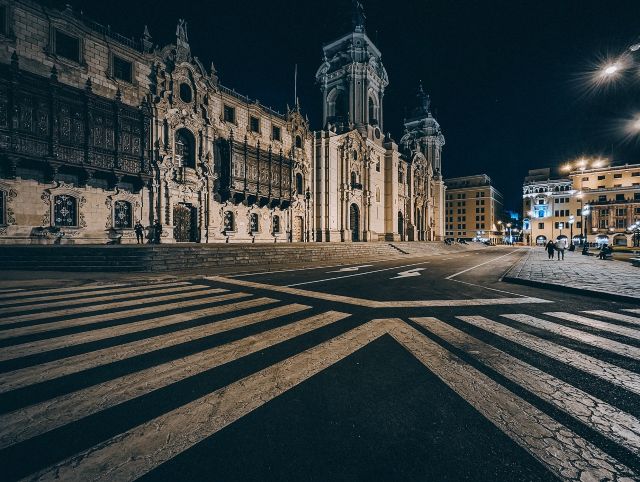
[568,215,575,246]
[497,220,503,245]
[304,187,311,243]
[629,221,640,247]
[506,222,512,245]
[583,204,591,246]
[527,210,535,246]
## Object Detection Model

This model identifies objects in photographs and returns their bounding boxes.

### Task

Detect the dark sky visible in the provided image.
[45,0,640,210]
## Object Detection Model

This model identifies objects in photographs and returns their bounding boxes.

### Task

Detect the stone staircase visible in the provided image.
[0,242,487,272]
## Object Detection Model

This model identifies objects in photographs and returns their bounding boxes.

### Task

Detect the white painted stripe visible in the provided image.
[445,250,519,280]
[286,261,431,287]
[24,319,636,482]
[0,293,260,354]
[413,317,640,456]
[21,318,387,482]
[457,315,640,396]
[0,303,307,393]
[0,289,236,340]
[0,281,192,307]
[0,283,125,300]
[386,320,637,481]
[206,276,551,307]
[502,314,640,360]
[582,310,640,326]
[0,310,349,450]
[0,288,25,294]
[0,287,229,326]
[545,312,640,341]
[623,309,640,314]
[0,284,206,315]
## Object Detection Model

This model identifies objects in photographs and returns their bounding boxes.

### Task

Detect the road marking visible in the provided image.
[0,281,192,307]
[0,294,270,359]
[0,311,350,451]
[0,288,25,294]
[389,268,426,279]
[582,310,640,326]
[0,304,309,394]
[413,317,640,456]
[545,312,640,341]
[206,276,551,307]
[0,284,207,315]
[0,287,229,326]
[327,265,373,273]
[287,261,431,287]
[0,283,125,300]
[502,314,640,360]
[457,315,640,396]
[623,309,640,314]
[0,290,251,342]
[445,250,520,280]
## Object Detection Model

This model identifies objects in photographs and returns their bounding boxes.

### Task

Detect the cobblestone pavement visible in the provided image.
[0,276,639,481]
[504,248,640,301]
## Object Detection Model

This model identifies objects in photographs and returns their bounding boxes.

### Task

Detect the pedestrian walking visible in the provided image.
[134,221,144,244]
[152,220,162,244]
[545,240,555,259]
[555,240,565,260]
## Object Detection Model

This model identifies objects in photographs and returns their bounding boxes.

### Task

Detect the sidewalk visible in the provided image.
[503,248,640,302]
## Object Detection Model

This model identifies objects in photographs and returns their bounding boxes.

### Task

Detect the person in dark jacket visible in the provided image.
[134,221,144,244]
[545,240,555,259]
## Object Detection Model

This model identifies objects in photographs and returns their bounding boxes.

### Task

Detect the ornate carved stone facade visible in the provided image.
[0,0,444,244]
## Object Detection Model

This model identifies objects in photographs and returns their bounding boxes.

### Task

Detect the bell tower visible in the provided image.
[315,1,388,139]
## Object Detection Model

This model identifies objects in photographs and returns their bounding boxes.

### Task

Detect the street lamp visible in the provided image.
[582,204,591,245]
[304,186,311,243]
[629,221,640,247]
[568,215,575,245]
[506,222,512,245]
[527,209,535,246]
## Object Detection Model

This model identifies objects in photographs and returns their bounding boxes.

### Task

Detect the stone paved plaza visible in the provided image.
[505,248,640,301]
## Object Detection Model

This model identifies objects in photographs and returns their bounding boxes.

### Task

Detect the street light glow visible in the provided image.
[603,64,619,76]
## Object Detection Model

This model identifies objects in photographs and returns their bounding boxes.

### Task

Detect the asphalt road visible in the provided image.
[1,247,639,481]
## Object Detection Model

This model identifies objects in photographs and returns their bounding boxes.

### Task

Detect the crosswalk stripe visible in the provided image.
[0,303,308,393]
[0,281,193,307]
[0,293,264,360]
[21,316,384,482]
[0,288,25,294]
[0,287,229,326]
[0,283,125,300]
[545,312,640,342]
[0,310,349,450]
[582,310,640,326]
[0,288,235,342]
[623,309,640,314]
[412,317,640,456]
[385,320,637,482]
[502,314,640,361]
[0,285,208,316]
[457,315,640,396]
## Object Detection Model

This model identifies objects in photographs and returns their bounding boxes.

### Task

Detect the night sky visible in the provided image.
[44,0,640,210]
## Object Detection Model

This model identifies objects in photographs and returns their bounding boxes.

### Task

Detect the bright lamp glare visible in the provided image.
[603,64,619,76]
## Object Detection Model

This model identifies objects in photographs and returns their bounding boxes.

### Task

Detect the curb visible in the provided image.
[502,275,640,304]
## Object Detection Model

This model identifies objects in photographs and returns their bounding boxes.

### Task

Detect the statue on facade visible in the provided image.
[352,0,366,30]
[176,19,188,43]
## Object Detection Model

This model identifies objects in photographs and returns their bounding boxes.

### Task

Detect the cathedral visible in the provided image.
[0,0,445,244]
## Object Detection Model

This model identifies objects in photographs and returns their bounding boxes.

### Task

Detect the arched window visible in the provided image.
[351,171,358,188]
[376,156,381,172]
[375,186,380,203]
[0,190,6,225]
[223,211,234,232]
[114,200,133,229]
[295,135,302,149]
[272,215,281,234]
[368,96,377,124]
[179,83,192,103]
[249,213,259,233]
[398,167,404,184]
[53,194,77,227]
[175,128,195,169]
[295,173,303,194]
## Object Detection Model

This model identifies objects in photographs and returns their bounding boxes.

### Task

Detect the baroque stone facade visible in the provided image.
[0,0,445,244]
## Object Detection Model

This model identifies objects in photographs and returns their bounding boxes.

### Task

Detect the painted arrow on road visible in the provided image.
[390,268,426,280]
[327,265,373,273]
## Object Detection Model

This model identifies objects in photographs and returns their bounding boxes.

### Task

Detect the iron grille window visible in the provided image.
[250,213,259,233]
[296,173,303,194]
[223,105,235,124]
[55,30,80,63]
[250,116,260,133]
[272,215,280,234]
[0,190,5,225]
[272,125,281,141]
[175,129,195,168]
[223,211,234,232]
[53,194,77,227]
[113,55,133,83]
[114,201,133,228]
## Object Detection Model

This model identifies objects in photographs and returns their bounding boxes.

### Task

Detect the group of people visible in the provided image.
[545,240,566,260]
[133,221,163,244]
